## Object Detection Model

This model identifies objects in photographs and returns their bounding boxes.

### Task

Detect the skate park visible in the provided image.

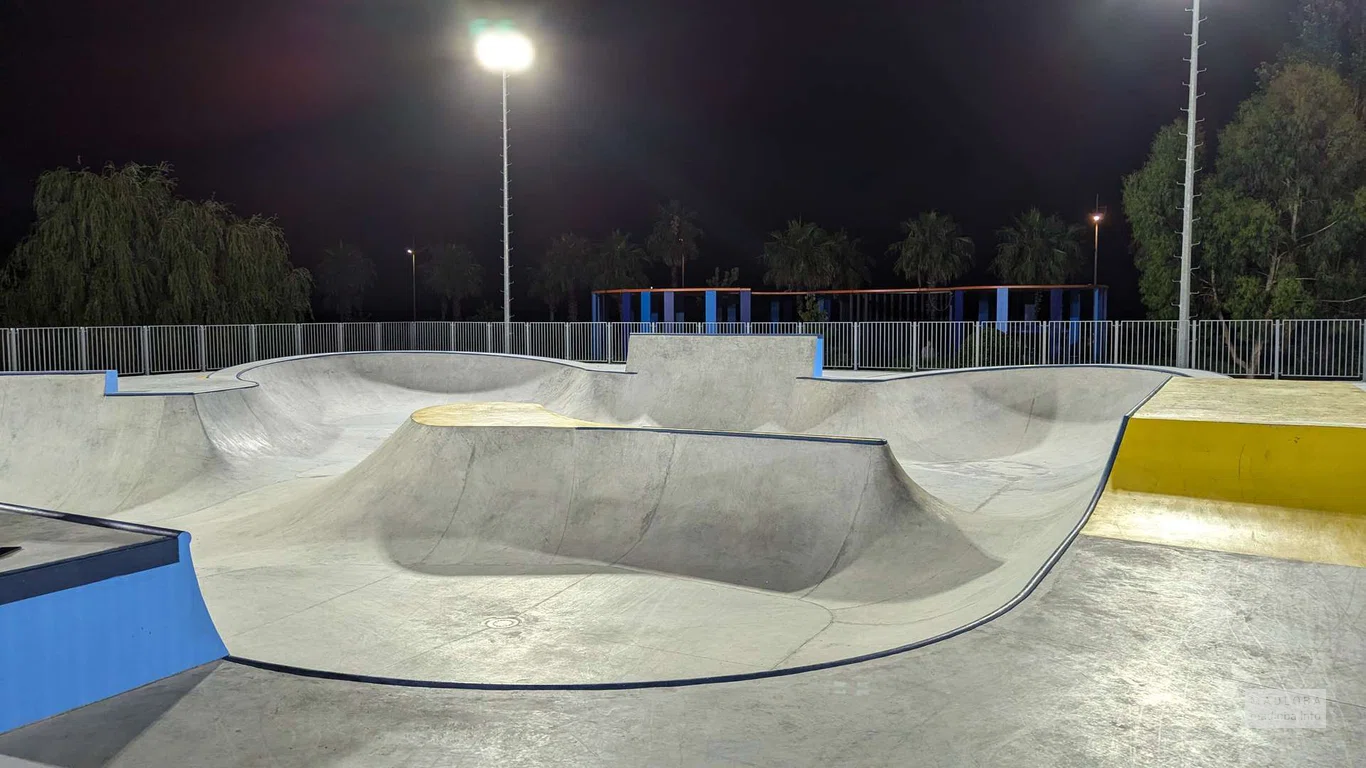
[0,328,1363,766]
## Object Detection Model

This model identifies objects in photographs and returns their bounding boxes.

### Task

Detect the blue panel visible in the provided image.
[640,291,652,326]
[103,370,119,394]
[820,298,832,319]
[663,292,675,324]
[813,336,824,378]
[705,291,717,328]
[951,291,964,323]
[1050,288,1063,322]
[620,294,632,323]
[591,293,601,324]
[977,297,989,322]
[0,533,226,733]
[770,300,780,323]
[995,287,1009,332]
[1069,291,1082,344]
[740,292,752,324]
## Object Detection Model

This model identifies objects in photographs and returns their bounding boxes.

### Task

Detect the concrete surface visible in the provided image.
[0,509,159,575]
[0,344,1173,685]
[1,535,1360,768]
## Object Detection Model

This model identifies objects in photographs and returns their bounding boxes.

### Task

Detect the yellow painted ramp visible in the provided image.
[1085,378,1366,567]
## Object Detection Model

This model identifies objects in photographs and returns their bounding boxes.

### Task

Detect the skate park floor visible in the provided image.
[1,339,1364,766]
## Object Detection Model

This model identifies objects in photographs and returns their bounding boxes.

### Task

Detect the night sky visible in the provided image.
[0,0,1301,320]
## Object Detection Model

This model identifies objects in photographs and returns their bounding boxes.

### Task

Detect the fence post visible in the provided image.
[1039,322,1048,366]
[911,321,920,372]
[607,323,615,363]
[852,322,860,370]
[410,321,416,350]
[336,323,344,352]
[142,327,155,373]
[524,324,531,356]
[5,328,16,371]
[1361,319,1365,382]
[1273,320,1282,380]
[973,323,982,368]
[198,326,207,371]
[78,327,89,370]
[1189,321,1199,371]
[564,323,572,360]
[1111,321,1120,365]
[374,323,381,351]
[486,323,494,353]
[295,324,303,356]
[449,322,456,352]
[248,325,259,362]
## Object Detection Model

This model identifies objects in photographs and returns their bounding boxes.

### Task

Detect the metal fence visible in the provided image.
[1,320,1364,380]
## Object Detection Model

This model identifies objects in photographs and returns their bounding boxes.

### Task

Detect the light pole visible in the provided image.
[1177,0,1203,368]
[1091,210,1104,286]
[474,24,534,352]
[406,248,416,321]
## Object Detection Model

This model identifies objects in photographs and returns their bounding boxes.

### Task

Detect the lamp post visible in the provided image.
[1091,210,1104,286]
[1177,0,1203,368]
[406,248,416,321]
[474,24,534,352]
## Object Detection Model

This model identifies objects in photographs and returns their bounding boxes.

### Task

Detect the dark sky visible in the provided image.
[0,0,1300,320]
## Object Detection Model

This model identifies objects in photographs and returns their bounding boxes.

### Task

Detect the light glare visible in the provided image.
[475,30,534,73]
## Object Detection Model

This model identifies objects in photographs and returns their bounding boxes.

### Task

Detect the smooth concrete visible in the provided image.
[0,344,1171,685]
[0,510,158,575]
[2,535,1360,768]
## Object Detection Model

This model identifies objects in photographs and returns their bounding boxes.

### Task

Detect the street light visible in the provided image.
[1176,0,1204,368]
[1090,210,1104,287]
[406,248,416,322]
[474,24,534,352]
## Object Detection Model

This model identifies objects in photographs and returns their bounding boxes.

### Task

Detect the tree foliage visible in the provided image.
[531,233,592,321]
[420,243,483,320]
[991,208,1081,285]
[760,219,868,290]
[590,230,648,291]
[705,266,740,288]
[314,241,374,320]
[1,163,311,326]
[645,200,703,288]
[888,211,974,289]
[1125,63,1366,321]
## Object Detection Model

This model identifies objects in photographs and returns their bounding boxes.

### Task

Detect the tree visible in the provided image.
[1281,0,1366,102]
[1123,120,1197,319]
[314,241,374,320]
[1,162,311,326]
[645,200,703,288]
[531,233,592,321]
[760,219,868,290]
[705,267,740,287]
[991,208,1081,285]
[888,211,974,289]
[590,230,648,290]
[420,243,483,320]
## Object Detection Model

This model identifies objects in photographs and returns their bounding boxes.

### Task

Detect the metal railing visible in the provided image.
[1,320,1363,380]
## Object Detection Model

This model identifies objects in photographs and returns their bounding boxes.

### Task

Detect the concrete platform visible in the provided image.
[1087,378,1366,567]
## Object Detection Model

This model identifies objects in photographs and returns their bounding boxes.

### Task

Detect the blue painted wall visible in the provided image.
[0,532,226,733]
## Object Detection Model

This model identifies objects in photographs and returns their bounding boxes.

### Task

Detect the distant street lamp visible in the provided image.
[474,23,535,352]
[1090,210,1104,287]
[406,248,416,321]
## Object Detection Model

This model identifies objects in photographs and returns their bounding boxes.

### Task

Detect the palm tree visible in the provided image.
[888,211,974,288]
[992,208,1081,285]
[761,219,868,290]
[646,200,703,287]
[531,233,593,321]
[591,230,648,290]
[315,241,374,320]
[420,243,483,320]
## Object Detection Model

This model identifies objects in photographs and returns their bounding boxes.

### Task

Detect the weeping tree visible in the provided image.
[1,163,311,326]
[420,243,483,320]
[531,233,592,321]
[314,241,374,321]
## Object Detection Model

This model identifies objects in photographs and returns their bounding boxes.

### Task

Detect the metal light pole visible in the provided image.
[474,24,534,353]
[1177,0,1203,368]
[406,248,416,321]
[1091,204,1104,286]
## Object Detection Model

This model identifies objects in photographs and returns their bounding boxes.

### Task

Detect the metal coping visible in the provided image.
[0,504,182,606]
[228,372,1175,691]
